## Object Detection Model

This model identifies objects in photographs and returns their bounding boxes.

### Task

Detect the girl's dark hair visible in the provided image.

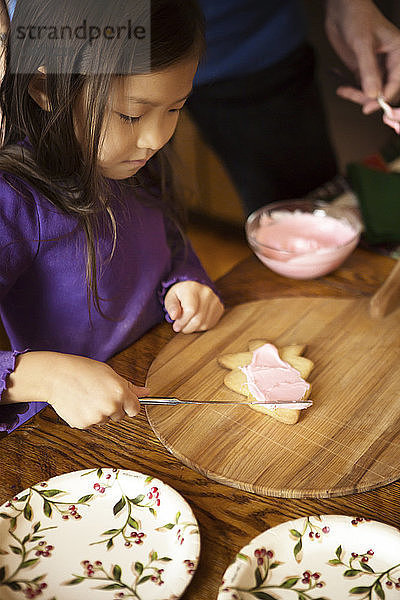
[0,0,205,315]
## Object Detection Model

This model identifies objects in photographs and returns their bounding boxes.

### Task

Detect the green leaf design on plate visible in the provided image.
[280,577,299,589]
[349,586,372,594]
[135,562,143,575]
[290,529,301,538]
[128,516,139,529]
[360,563,374,573]
[237,552,249,561]
[293,538,302,560]
[7,582,22,591]
[20,558,39,569]
[113,497,126,516]
[130,494,145,505]
[255,567,263,587]
[374,581,385,599]
[43,501,52,518]
[77,494,93,503]
[23,504,32,521]
[40,489,63,498]
[252,593,277,600]
[336,545,343,560]
[65,577,85,585]
[112,565,122,581]
[344,569,362,577]
[159,522,174,530]
[99,583,124,590]
[102,529,119,535]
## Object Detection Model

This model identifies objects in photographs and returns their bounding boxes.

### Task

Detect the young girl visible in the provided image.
[0,0,224,433]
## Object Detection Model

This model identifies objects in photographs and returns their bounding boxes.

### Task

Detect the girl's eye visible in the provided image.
[169,108,182,114]
[119,113,141,123]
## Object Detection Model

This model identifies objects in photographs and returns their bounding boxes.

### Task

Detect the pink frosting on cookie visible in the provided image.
[241,343,311,410]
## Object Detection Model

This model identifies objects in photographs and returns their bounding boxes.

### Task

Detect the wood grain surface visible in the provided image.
[1,249,399,600]
[146,296,400,498]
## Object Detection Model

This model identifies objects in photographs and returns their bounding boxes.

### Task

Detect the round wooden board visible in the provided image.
[146,298,400,498]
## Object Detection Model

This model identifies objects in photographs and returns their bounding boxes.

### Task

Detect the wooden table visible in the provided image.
[0,247,399,599]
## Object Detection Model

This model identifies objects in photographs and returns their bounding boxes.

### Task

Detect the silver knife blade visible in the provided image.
[141,396,312,409]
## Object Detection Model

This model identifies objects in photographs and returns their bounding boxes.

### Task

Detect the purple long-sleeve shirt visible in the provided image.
[0,170,216,433]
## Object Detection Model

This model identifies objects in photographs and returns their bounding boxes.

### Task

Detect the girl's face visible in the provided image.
[85,57,197,180]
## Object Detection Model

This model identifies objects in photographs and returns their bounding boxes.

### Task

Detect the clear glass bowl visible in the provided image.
[245,198,362,280]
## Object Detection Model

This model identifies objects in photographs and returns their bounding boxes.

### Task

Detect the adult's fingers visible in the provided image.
[336,86,381,114]
[383,113,400,134]
[336,85,369,105]
[352,37,382,98]
[382,72,400,105]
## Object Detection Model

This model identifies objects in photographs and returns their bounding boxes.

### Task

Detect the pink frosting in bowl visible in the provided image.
[246,199,362,279]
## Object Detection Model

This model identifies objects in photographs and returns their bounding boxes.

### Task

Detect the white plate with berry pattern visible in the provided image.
[0,468,200,599]
[218,514,400,600]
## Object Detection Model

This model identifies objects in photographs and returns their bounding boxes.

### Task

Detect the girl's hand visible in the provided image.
[164,281,224,334]
[5,351,147,429]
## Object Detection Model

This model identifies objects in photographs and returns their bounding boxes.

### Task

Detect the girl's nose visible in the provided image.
[136,115,174,152]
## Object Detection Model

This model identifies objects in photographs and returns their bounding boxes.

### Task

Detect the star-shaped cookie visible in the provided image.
[218,340,313,424]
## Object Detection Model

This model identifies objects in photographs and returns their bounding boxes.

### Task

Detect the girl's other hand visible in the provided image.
[164,281,224,334]
[5,351,148,429]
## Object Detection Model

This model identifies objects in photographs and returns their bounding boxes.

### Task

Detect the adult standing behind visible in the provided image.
[186,0,400,216]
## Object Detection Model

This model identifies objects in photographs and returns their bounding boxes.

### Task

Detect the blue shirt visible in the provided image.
[195,0,306,85]
[7,0,306,84]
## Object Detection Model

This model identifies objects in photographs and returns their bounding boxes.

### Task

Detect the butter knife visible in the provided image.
[141,397,312,409]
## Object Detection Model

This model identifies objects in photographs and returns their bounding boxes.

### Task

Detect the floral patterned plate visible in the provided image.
[218,515,400,600]
[0,468,200,600]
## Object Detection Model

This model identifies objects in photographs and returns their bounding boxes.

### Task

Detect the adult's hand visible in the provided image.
[325,0,400,115]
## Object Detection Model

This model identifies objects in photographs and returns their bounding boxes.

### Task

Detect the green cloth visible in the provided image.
[347,162,400,244]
